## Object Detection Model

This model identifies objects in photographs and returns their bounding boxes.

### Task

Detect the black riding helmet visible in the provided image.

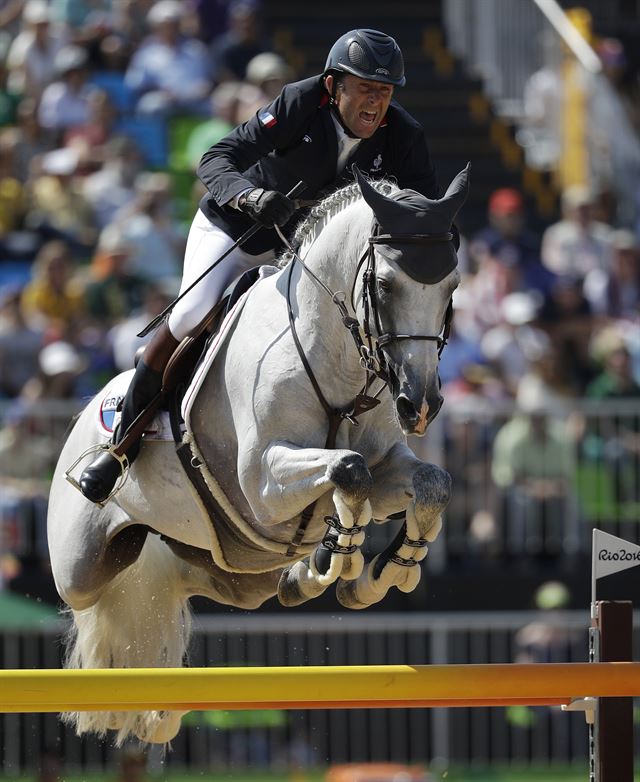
[324,29,406,87]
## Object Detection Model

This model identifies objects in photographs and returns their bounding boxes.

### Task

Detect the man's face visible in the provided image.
[327,73,394,138]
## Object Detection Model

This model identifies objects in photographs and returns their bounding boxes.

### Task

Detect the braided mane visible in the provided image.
[278,177,398,267]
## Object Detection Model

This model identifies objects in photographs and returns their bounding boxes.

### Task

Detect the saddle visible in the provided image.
[114,268,261,458]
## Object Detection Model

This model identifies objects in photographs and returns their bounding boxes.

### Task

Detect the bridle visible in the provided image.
[276,222,455,556]
[358,229,454,390]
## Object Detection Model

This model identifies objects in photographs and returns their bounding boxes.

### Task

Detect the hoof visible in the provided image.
[335,578,368,610]
[134,710,185,744]
[277,563,314,607]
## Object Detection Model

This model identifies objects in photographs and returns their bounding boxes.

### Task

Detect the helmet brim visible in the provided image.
[325,64,405,87]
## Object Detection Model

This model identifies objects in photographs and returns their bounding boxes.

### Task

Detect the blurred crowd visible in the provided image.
[0,0,638,589]
[0,0,297,593]
[0,0,295,435]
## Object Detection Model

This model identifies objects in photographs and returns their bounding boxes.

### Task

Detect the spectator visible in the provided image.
[515,340,580,416]
[210,0,265,82]
[82,135,142,228]
[38,44,98,138]
[115,172,183,282]
[584,327,640,504]
[0,0,25,39]
[124,0,214,117]
[183,84,236,171]
[20,239,84,329]
[49,0,113,68]
[470,187,552,295]
[460,242,525,338]
[83,224,145,323]
[109,281,173,371]
[231,50,293,123]
[541,185,613,279]
[480,291,549,397]
[27,145,98,252]
[537,273,595,393]
[0,129,28,234]
[584,228,640,319]
[0,284,43,397]
[187,0,230,45]
[64,88,118,167]
[6,0,67,98]
[11,97,50,183]
[21,338,87,399]
[0,35,21,126]
[438,288,487,392]
[492,388,577,558]
[0,401,58,487]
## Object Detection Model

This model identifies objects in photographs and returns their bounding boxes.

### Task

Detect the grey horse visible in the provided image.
[47,165,468,744]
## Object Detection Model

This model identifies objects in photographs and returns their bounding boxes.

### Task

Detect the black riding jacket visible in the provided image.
[196,75,439,255]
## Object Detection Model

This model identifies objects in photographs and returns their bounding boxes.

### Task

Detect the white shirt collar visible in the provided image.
[331,113,362,174]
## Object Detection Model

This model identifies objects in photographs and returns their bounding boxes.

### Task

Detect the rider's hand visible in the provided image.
[239,188,296,228]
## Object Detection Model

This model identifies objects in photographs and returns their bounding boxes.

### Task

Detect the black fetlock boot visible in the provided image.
[79,359,163,503]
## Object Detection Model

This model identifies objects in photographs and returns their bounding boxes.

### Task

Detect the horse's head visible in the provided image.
[354,165,469,435]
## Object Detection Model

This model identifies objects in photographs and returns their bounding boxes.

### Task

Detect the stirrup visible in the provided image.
[64,443,130,507]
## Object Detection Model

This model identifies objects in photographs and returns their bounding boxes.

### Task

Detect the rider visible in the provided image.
[79,27,443,503]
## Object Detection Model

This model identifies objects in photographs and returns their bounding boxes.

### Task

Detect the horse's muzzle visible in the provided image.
[395,392,443,435]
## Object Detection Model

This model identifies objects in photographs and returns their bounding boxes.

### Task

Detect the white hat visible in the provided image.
[500,292,541,326]
[41,147,79,176]
[147,0,183,26]
[54,44,89,74]
[97,224,131,254]
[246,53,292,86]
[39,342,85,376]
[23,0,51,25]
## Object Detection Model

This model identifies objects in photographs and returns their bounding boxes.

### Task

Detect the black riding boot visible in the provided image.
[79,358,163,503]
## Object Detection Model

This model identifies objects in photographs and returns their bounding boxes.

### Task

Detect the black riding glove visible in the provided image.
[239,188,296,228]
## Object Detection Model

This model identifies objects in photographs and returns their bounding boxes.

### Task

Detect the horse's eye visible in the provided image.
[377,278,391,293]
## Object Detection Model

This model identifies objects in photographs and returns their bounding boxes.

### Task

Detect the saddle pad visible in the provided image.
[181,266,278,426]
[96,369,173,441]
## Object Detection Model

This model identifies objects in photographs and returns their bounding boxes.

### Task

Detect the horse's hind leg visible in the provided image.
[62,532,192,745]
[49,457,191,743]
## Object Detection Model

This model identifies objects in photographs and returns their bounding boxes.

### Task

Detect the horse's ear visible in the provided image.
[352,164,409,223]
[440,162,471,219]
[352,165,386,211]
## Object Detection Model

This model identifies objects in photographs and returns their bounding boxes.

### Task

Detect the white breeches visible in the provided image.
[168,209,274,340]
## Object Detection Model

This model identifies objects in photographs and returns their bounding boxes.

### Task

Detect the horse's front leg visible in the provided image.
[336,442,451,609]
[243,441,373,606]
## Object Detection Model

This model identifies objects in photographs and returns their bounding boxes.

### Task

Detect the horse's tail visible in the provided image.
[61,533,192,745]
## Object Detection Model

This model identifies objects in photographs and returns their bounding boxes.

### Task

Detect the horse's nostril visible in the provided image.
[396,395,417,421]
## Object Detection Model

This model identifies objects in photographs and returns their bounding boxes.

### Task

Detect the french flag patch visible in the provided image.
[259,110,277,128]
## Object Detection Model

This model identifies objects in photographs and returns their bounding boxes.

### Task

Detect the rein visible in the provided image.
[276,222,454,556]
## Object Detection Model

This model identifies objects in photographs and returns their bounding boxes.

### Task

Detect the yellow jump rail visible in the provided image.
[1,662,639,713]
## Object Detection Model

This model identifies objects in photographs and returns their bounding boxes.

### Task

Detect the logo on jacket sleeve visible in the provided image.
[259,110,277,128]
[371,154,383,173]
